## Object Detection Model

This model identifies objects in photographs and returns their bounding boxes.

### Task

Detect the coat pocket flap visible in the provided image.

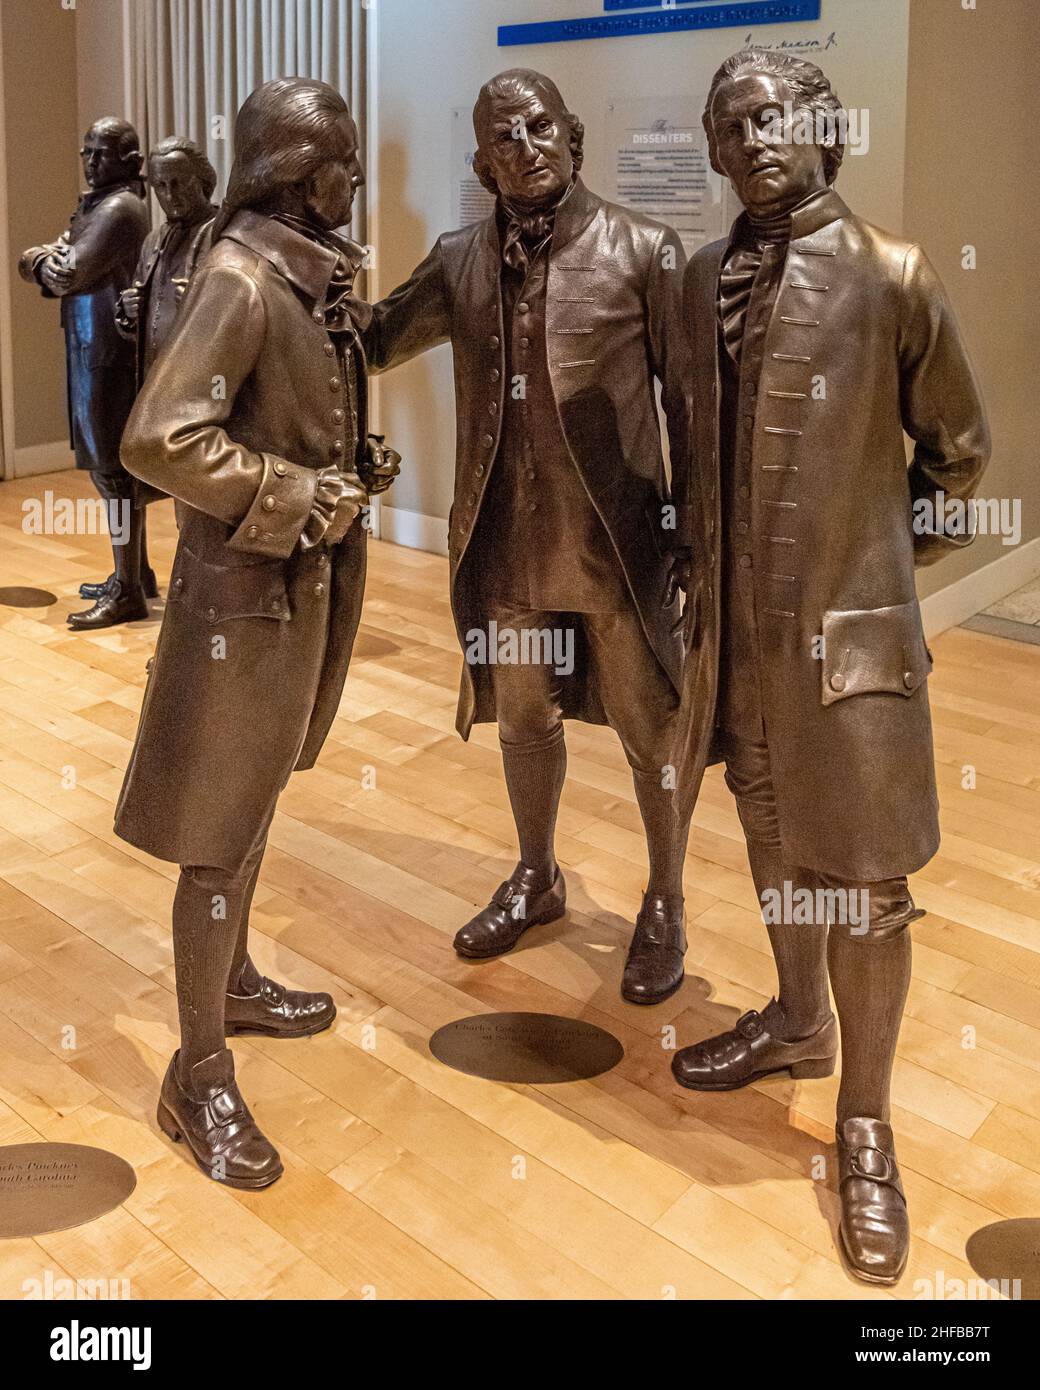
[169,546,290,623]
[821,601,932,706]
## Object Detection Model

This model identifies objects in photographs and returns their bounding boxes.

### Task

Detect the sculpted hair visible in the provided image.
[85,117,143,178]
[216,77,352,233]
[703,47,846,185]
[472,68,584,196]
[149,136,218,200]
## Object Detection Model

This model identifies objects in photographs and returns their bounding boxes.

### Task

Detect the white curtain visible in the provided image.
[129,0,369,239]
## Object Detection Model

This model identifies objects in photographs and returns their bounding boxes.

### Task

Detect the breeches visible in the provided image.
[720,731,920,941]
[487,602,679,773]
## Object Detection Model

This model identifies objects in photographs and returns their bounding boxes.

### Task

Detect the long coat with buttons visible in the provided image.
[365,179,692,738]
[677,190,990,881]
[19,182,150,474]
[114,211,369,874]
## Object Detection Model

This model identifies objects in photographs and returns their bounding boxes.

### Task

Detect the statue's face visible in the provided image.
[477,83,575,210]
[81,127,131,190]
[150,152,208,222]
[710,72,828,218]
[294,114,363,231]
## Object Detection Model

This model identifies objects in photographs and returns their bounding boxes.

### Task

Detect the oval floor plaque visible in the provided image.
[965,1219,1040,1301]
[429,1012,624,1083]
[0,587,57,609]
[0,1143,137,1239]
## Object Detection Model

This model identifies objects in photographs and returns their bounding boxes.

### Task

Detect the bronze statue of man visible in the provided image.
[671,50,990,1284]
[19,118,150,630]
[78,136,220,609]
[366,69,695,1004]
[115,78,383,1189]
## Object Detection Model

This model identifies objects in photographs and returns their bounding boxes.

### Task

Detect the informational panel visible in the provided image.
[605,94,736,254]
[452,106,497,229]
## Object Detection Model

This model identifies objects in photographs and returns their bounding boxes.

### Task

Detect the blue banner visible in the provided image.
[603,1,721,10]
[500,1,821,47]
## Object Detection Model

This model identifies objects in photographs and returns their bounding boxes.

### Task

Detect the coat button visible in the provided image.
[904,671,915,689]
[518,301,530,314]
[247,525,259,539]
[490,335,500,347]
[317,553,328,568]
[324,343,336,357]
[314,583,326,597]
[526,469,536,481]
[332,409,345,423]
[520,336,530,348]
[273,461,287,476]
[313,310,325,323]
[270,598,282,613]
[330,377,342,391]
[483,434,494,447]
[332,440,344,455]
[262,495,277,512]
[830,674,847,693]
[490,368,501,382]
[739,555,752,569]
[475,465,485,477]
[206,607,218,623]
[489,402,498,414]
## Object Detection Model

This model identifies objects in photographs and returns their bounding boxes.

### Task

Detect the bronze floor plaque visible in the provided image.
[0,587,57,608]
[965,1219,1040,1300]
[429,1012,624,1083]
[0,1143,136,1239]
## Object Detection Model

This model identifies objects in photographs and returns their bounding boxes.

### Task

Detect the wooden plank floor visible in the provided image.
[0,469,1037,1300]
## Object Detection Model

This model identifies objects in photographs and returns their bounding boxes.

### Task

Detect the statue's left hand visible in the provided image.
[664,551,693,607]
[39,254,74,296]
[359,435,402,496]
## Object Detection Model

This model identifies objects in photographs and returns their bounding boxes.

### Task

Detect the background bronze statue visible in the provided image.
[18,117,150,630]
[671,49,990,1284]
[95,136,220,607]
[115,78,375,1189]
[366,69,695,1004]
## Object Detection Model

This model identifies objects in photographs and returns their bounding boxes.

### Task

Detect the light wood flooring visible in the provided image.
[0,470,1037,1300]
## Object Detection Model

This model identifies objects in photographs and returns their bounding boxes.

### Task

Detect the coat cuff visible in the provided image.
[226,456,319,560]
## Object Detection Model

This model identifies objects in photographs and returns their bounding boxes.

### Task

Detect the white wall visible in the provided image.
[369,0,911,537]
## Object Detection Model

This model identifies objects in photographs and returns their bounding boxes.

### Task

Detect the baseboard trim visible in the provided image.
[13,441,76,479]
[920,536,1040,639]
[379,504,449,557]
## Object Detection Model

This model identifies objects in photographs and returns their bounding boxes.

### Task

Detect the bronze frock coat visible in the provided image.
[680,190,990,881]
[114,211,369,873]
[19,182,150,474]
[365,179,693,737]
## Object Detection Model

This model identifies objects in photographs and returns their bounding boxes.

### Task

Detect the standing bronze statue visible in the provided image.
[19,118,150,630]
[109,136,220,589]
[366,69,695,1003]
[115,78,387,1188]
[671,50,990,1284]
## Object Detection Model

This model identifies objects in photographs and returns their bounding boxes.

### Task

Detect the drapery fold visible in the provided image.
[129,0,369,241]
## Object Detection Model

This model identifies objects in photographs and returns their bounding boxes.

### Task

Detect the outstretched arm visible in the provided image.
[364,240,452,373]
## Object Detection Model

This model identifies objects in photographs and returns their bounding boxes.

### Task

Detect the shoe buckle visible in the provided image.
[850,1144,894,1183]
[736,1011,764,1040]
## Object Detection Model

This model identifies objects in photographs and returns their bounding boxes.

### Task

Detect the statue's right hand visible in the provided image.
[119,286,141,323]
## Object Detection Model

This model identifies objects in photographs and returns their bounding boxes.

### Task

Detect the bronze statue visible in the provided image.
[81,136,221,609]
[116,137,218,382]
[19,118,150,630]
[114,78,385,1188]
[671,50,990,1284]
[366,69,695,1004]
